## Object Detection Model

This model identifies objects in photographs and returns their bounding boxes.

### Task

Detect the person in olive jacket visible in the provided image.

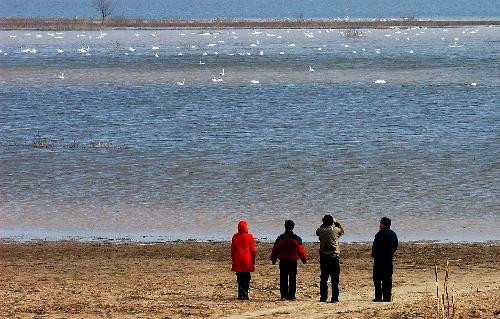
[270,220,308,301]
[371,217,398,302]
[316,215,344,303]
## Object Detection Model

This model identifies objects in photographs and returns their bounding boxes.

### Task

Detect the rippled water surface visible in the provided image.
[0,27,499,242]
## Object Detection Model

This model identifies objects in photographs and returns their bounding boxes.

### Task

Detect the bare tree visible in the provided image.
[92,0,113,24]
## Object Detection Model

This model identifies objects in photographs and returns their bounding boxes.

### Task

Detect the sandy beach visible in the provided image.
[1,241,499,318]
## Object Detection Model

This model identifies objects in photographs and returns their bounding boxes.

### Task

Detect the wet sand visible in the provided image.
[1,241,499,318]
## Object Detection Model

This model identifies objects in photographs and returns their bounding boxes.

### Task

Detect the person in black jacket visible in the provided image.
[371,217,398,302]
[270,220,308,301]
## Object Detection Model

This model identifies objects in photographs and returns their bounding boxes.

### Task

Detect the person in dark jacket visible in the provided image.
[231,220,256,300]
[270,220,308,300]
[371,217,398,302]
[316,214,344,303]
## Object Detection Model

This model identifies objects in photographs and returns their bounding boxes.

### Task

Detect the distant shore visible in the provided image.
[1,241,499,318]
[1,17,499,31]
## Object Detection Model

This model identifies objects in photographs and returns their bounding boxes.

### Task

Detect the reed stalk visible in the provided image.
[435,260,455,319]
[435,265,440,315]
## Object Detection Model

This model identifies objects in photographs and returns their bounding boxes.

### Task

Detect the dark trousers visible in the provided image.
[279,260,298,299]
[320,256,340,301]
[236,272,251,300]
[373,261,393,301]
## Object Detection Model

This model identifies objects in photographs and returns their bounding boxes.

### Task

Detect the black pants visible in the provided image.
[279,260,298,299]
[373,261,393,301]
[320,256,340,301]
[236,272,251,300]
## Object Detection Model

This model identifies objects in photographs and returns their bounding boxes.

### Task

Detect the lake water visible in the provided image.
[0,27,499,242]
[1,0,500,19]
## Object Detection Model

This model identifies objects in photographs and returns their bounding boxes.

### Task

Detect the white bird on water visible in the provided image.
[220,68,225,76]
[250,80,260,84]
[309,65,315,72]
[176,79,185,86]
[155,52,159,58]
[212,76,223,83]
[57,48,64,53]
[57,73,64,80]
[375,79,386,84]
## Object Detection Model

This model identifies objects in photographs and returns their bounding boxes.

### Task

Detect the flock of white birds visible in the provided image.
[2,25,491,86]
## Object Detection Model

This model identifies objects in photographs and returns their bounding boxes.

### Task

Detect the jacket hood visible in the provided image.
[237,221,248,233]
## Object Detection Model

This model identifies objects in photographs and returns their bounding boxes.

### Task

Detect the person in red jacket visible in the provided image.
[231,220,256,300]
[270,220,308,300]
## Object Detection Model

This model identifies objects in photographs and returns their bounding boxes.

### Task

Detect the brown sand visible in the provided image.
[1,241,499,318]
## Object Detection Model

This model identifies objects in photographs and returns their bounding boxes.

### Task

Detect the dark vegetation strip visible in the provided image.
[1,17,499,30]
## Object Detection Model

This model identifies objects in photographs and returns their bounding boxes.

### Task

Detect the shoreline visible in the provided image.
[1,241,499,318]
[1,17,499,31]
[2,238,500,246]
[1,230,499,245]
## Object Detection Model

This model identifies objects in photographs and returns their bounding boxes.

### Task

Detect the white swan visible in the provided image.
[57,48,64,53]
[176,79,185,86]
[220,69,225,76]
[309,66,315,72]
[58,73,64,80]
[250,80,260,84]
[375,79,386,84]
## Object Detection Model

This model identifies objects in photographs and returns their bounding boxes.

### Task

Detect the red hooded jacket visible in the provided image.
[231,221,256,272]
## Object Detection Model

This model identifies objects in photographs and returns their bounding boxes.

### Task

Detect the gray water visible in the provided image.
[1,0,500,19]
[0,27,499,242]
